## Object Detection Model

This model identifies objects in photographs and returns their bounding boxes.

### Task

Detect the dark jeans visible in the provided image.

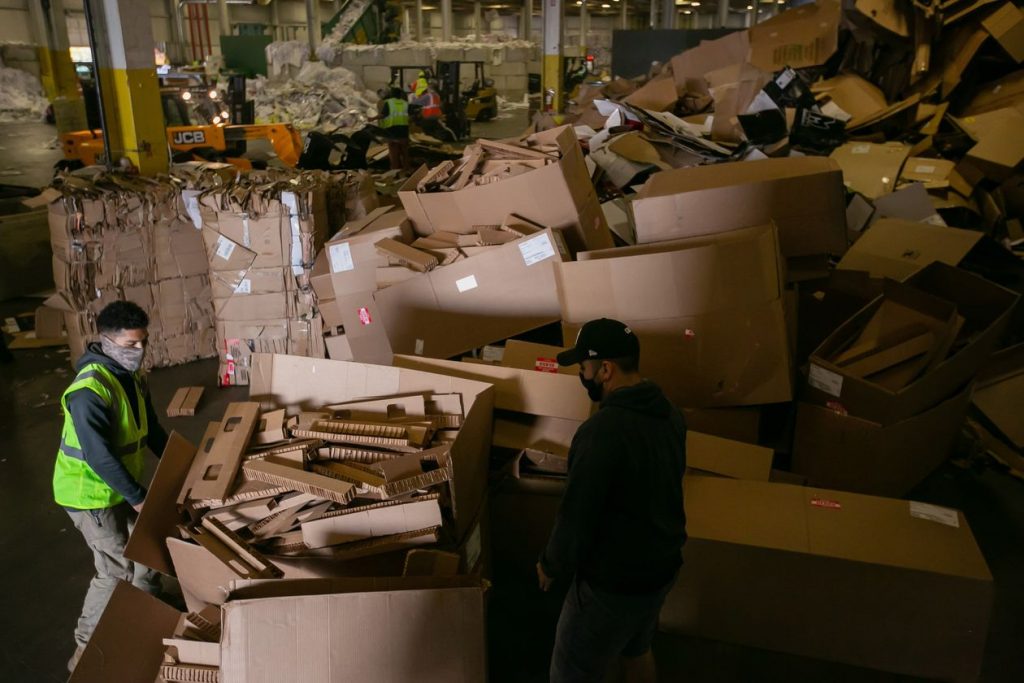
[550,576,675,683]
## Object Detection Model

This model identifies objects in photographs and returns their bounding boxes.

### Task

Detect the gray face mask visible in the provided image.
[101,336,145,372]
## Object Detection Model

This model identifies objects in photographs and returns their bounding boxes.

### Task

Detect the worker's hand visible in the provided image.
[536,562,553,592]
[132,501,144,514]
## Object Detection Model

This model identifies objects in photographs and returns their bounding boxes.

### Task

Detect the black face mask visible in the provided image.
[579,369,604,403]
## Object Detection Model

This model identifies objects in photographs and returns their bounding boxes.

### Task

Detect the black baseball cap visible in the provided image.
[556,318,640,366]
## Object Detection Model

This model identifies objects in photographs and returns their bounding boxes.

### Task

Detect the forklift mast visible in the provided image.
[435,61,471,140]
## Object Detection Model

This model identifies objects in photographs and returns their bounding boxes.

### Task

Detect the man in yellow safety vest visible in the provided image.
[373,86,411,171]
[53,301,169,671]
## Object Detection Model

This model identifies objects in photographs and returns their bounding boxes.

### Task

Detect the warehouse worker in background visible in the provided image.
[54,301,168,671]
[372,86,411,172]
[415,80,455,142]
[538,318,687,683]
[413,69,429,98]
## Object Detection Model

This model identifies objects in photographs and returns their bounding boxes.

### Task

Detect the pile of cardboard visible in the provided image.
[552,0,1024,243]
[86,353,495,682]
[36,173,217,367]
[192,171,353,385]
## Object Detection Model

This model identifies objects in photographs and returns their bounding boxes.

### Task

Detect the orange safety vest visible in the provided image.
[422,91,442,119]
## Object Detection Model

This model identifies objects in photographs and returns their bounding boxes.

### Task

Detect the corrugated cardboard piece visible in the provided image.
[662,476,992,683]
[630,156,847,259]
[556,223,793,408]
[837,218,982,280]
[972,343,1024,449]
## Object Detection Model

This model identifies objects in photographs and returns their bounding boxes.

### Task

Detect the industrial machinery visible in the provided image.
[457,61,498,122]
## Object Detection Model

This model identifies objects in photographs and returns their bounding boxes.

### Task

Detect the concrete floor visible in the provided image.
[2,115,1024,682]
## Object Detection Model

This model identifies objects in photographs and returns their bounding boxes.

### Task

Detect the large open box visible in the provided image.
[398,126,612,252]
[555,223,792,408]
[805,262,1019,423]
[663,476,992,683]
[629,156,847,259]
[792,382,973,497]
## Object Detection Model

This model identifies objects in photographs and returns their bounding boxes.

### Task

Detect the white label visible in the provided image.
[182,190,203,230]
[851,144,871,155]
[519,233,556,266]
[328,242,355,273]
[914,164,937,175]
[808,364,843,398]
[241,217,251,248]
[235,278,252,294]
[414,339,424,355]
[215,235,236,261]
[909,502,960,528]
[481,345,504,363]
[456,274,478,293]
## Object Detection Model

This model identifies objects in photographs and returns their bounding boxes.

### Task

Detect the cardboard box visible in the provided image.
[805,263,1019,423]
[830,141,911,199]
[219,576,487,683]
[837,218,982,280]
[670,30,750,95]
[982,2,1024,63]
[972,343,1024,449]
[249,354,494,541]
[630,157,847,259]
[792,382,973,497]
[397,126,613,252]
[373,228,569,360]
[556,224,793,408]
[499,339,575,376]
[682,406,764,445]
[749,0,842,71]
[68,582,181,683]
[661,477,992,683]
[955,106,1024,182]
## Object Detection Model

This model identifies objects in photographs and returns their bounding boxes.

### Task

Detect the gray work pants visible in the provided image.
[66,502,161,647]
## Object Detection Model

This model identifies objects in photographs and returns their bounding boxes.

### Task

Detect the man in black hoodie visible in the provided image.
[53,301,169,671]
[539,318,687,683]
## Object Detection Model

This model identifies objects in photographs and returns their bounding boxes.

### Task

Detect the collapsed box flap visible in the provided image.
[837,218,982,279]
[393,354,592,422]
[748,0,842,71]
[973,343,1024,448]
[638,156,839,198]
[124,432,196,575]
[227,574,484,601]
[69,582,181,683]
[687,432,773,481]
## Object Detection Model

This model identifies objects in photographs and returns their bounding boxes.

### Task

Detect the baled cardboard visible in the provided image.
[34,305,65,339]
[830,141,911,199]
[68,582,181,683]
[749,0,842,71]
[837,218,981,280]
[398,126,612,252]
[556,224,793,408]
[662,477,992,683]
[806,263,1019,423]
[972,343,1024,449]
[630,157,847,259]
[792,383,973,497]
[219,579,487,683]
[983,2,1024,62]
[309,208,412,301]
[373,228,568,360]
[249,354,494,541]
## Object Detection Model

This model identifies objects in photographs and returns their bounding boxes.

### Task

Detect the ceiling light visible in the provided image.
[601,2,610,6]
[690,1,700,5]
[684,9,692,13]
[746,4,753,8]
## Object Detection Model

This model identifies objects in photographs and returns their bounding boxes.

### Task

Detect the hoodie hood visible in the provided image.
[601,380,673,418]
[76,341,132,378]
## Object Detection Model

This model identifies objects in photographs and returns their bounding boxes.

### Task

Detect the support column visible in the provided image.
[305,0,321,54]
[217,0,230,35]
[29,0,87,133]
[441,0,453,40]
[621,0,628,30]
[271,0,281,41]
[473,1,482,35]
[416,0,425,39]
[718,0,729,27]
[86,0,168,174]
[542,0,563,112]
[580,0,588,56]
[649,0,657,28]
[521,0,532,39]
[165,0,187,64]
[659,0,676,28]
